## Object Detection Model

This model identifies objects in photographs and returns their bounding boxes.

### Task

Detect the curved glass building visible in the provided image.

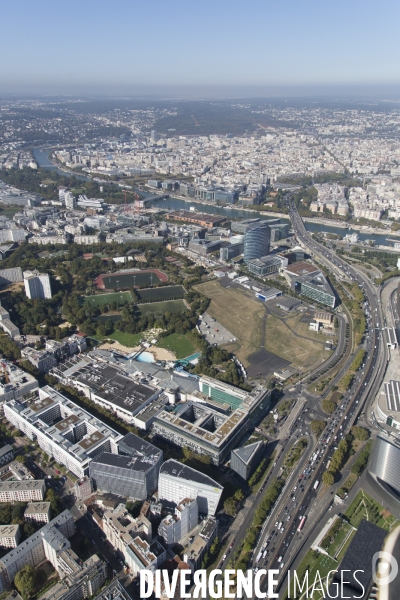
[369,436,400,493]
[243,221,271,264]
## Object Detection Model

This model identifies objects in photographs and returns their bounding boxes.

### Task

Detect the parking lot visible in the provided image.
[198,312,236,346]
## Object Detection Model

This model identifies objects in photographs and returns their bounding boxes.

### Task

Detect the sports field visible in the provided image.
[94,269,168,290]
[83,291,131,307]
[137,299,187,316]
[194,279,265,366]
[138,285,185,302]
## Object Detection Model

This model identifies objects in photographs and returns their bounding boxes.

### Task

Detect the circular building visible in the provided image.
[243,221,271,264]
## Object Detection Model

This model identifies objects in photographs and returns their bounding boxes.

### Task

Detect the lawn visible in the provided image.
[96,331,142,348]
[285,550,338,599]
[158,333,196,359]
[194,280,265,366]
[321,518,355,559]
[345,489,400,531]
[99,270,164,288]
[137,299,187,315]
[83,291,131,307]
[263,312,327,370]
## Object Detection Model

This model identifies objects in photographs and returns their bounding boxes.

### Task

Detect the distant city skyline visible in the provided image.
[1,0,399,98]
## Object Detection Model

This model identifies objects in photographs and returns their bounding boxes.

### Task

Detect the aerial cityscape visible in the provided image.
[0,1,400,599]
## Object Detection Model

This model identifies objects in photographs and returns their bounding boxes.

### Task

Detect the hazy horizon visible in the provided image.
[1,0,399,99]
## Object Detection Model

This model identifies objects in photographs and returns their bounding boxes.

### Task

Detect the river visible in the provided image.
[33,146,395,247]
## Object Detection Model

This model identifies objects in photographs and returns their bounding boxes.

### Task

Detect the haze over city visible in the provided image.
[1,0,400,97]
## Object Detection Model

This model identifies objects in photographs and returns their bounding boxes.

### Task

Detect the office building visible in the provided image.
[50,355,162,425]
[248,255,284,276]
[0,480,45,503]
[24,502,51,525]
[158,498,198,545]
[4,386,122,478]
[158,460,223,516]
[90,438,163,500]
[292,272,336,308]
[188,239,222,256]
[369,436,400,493]
[283,263,336,308]
[23,270,52,299]
[0,362,38,406]
[166,211,226,228]
[0,526,21,549]
[231,441,264,480]
[243,221,271,264]
[220,242,244,262]
[153,377,271,465]
[0,445,14,466]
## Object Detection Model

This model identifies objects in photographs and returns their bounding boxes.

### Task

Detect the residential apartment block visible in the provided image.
[0,480,45,503]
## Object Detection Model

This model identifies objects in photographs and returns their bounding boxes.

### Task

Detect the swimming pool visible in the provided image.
[135,351,155,363]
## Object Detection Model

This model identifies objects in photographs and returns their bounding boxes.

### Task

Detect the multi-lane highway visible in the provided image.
[248,199,388,597]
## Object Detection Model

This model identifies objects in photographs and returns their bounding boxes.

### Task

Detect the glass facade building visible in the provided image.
[243,222,271,264]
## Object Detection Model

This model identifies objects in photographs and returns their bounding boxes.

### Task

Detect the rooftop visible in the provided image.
[232,441,263,465]
[284,261,320,276]
[0,524,19,538]
[92,450,160,474]
[24,502,51,515]
[0,479,44,492]
[160,459,223,489]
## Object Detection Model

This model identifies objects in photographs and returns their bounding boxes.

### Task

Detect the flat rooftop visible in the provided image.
[72,361,159,414]
[0,479,44,492]
[384,380,400,412]
[284,262,320,276]
[0,524,19,537]
[24,502,51,515]
[92,451,159,474]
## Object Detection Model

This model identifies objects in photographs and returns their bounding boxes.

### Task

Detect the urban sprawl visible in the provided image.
[0,97,399,600]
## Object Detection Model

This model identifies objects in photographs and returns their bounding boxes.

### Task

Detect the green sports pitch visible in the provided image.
[83,291,131,307]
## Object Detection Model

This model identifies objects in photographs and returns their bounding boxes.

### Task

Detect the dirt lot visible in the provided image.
[194,279,265,366]
[263,312,327,370]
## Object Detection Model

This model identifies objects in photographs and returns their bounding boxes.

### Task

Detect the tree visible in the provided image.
[322,472,335,486]
[45,489,62,516]
[223,497,237,517]
[15,454,27,464]
[15,565,37,599]
[351,426,370,441]
[321,400,335,415]
[234,489,244,502]
[310,420,326,438]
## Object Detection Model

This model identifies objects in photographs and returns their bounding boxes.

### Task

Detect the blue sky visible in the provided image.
[1,0,399,96]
